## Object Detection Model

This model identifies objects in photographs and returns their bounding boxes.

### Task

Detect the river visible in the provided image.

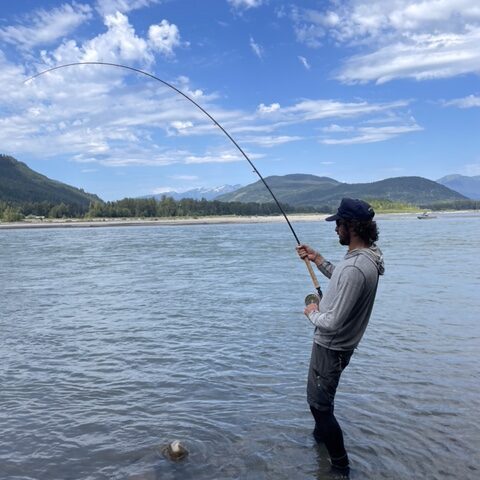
[1,213,479,479]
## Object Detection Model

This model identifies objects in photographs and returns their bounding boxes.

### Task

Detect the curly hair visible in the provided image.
[345,219,379,246]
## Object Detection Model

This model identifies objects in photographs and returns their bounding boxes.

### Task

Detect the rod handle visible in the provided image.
[303,257,320,290]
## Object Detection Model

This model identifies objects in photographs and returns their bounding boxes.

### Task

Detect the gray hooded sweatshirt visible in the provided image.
[307,245,385,351]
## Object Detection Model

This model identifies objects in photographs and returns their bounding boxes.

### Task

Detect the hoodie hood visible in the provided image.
[345,245,385,275]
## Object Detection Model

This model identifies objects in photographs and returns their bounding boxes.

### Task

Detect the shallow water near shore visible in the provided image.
[1,214,479,479]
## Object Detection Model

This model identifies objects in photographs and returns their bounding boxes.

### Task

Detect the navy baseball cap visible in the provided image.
[325,198,375,222]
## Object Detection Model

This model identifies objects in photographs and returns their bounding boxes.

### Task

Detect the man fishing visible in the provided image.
[296,197,385,476]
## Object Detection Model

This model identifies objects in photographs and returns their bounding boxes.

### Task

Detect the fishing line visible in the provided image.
[25,61,322,296]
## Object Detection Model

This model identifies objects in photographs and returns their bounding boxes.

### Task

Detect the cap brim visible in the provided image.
[325,213,340,222]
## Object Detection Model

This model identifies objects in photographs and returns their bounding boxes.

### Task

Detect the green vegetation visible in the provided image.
[1,155,478,223]
[367,199,418,213]
[1,195,478,224]
[218,174,467,207]
[1,205,24,222]
[0,154,101,206]
[85,196,319,218]
[0,196,321,222]
[217,174,341,204]
[0,200,89,221]
[419,199,479,211]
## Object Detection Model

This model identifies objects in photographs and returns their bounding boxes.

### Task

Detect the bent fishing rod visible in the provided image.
[25,61,322,297]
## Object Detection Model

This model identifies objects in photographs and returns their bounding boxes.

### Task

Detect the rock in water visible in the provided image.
[161,440,189,461]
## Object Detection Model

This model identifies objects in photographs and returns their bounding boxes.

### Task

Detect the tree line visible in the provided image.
[0,196,320,221]
[86,196,320,217]
[419,199,479,211]
[0,200,88,221]
[2,196,478,222]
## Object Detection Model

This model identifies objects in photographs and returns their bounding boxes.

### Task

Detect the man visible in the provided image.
[296,197,385,475]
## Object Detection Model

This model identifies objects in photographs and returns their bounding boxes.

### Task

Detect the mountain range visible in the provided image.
[436,174,480,200]
[1,154,477,208]
[144,184,242,201]
[0,155,101,206]
[217,174,467,207]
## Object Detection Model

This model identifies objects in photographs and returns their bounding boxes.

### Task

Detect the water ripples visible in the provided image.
[1,216,479,479]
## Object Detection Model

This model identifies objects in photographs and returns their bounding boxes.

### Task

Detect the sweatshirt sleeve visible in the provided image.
[307,266,365,332]
[318,259,335,279]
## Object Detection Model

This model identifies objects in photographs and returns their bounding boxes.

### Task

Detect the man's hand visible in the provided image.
[296,244,320,263]
[304,303,319,317]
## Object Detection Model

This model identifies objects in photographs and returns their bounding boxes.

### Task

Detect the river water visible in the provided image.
[1,214,479,480]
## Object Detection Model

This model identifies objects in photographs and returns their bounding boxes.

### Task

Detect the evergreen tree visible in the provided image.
[2,206,24,222]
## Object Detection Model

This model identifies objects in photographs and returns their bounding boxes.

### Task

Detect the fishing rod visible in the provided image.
[24,61,322,298]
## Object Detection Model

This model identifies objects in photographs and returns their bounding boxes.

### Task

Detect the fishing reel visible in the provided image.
[304,292,321,307]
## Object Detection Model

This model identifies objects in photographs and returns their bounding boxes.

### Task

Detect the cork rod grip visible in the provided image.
[303,257,320,290]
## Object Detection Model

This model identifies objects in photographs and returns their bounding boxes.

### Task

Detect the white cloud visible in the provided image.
[443,94,480,108]
[36,11,154,65]
[290,1,480,83]
[322,124,423,145]
[257,102,281,114]
[148,19,185,57]
[170,120,194,131]
[291,7,340,48]
[298,55,311,70]
[0,52,30,106]
[241,135,303,147]
[96,0,160,16]
[228,0,264,10]
[0,5,420,172]
[33,11,184,69]
[186,151,243,164]
[313,0,480,42]
[0,73,421,164]
[283,99,410,121]
[249,36,264,59]
[0,3,93,49]
[322,124,355,133]
[87,12,151,62]
[338,29,480,84]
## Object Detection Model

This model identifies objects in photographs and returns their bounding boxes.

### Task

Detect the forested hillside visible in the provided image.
[0,155,101,206]
[218,174,466,207]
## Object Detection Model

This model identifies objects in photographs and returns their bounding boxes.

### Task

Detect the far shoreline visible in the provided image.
[0,210,478,230]
[0,213,328,230]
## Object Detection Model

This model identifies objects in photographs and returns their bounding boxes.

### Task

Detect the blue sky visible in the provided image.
[1,0,479,200]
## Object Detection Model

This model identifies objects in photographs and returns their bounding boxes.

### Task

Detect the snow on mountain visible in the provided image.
[147,184,243,201]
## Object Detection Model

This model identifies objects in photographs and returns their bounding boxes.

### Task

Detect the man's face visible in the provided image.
[335,219,350,245]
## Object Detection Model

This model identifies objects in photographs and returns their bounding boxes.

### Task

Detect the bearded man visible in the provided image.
[297,198,385,476]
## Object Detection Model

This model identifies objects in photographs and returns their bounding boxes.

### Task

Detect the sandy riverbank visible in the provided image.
[0,210,477,230]
[0,213,330,230]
